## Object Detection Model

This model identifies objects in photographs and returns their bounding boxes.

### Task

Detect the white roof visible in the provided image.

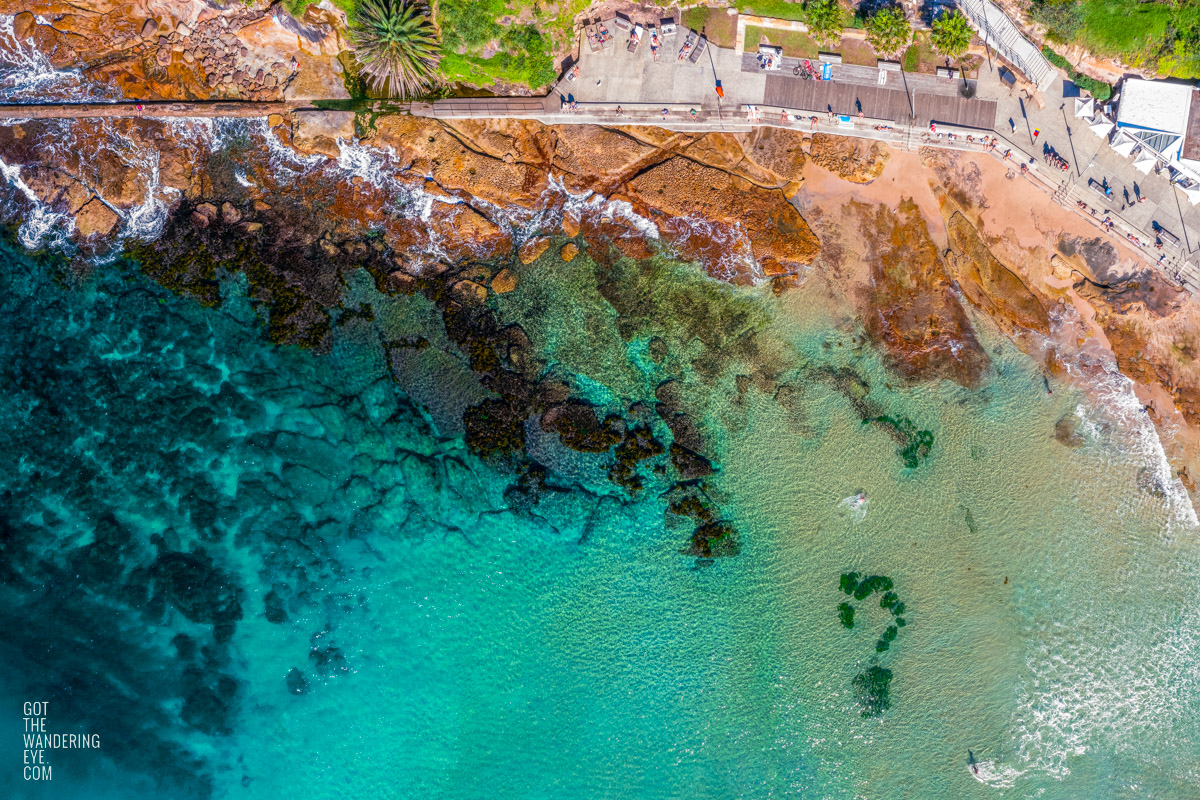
[1075,97,1094,118]
[1116,79,1194,135]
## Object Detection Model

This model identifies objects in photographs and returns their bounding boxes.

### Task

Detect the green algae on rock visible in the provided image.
[838,602,855,629]
[853,666,894,718]
[865,414,935,469]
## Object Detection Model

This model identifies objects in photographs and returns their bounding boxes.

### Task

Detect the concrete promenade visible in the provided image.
[0,100,298,120]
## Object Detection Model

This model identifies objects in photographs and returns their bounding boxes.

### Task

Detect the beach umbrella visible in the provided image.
[1133,151,1157,174]
[1088,117,1114,138]
[1074,97,1094,118]
[1110,131,1138,157]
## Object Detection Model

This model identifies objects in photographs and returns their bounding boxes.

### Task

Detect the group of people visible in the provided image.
[1043,149,1070,172]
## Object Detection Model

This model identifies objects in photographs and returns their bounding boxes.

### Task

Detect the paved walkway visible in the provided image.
[0,100,298,119]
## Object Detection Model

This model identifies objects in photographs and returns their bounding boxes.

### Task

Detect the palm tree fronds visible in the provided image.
[352,0,441,99]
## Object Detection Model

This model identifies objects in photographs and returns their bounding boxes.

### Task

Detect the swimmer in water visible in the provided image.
[967,749,979,775]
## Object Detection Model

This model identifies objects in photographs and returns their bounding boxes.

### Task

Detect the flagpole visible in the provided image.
[706,36,724,129]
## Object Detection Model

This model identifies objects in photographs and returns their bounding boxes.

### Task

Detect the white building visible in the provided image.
[1114,78,1200,181]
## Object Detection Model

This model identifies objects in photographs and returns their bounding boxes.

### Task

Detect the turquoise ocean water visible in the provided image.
[0,223,1198,800]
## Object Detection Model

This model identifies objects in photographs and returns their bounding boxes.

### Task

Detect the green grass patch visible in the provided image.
[1079,0,1171,60]
[285,0,358,18]
[735,0,809,22]
[682,6,739,48]
[745,25,818,57]
[433,0,581,90]
[840,37,877,66]
[1028,0,1200,79]
[900,30,939,73]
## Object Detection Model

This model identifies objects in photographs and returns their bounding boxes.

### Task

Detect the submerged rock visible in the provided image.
[286,668,308,696]
[853,666,893,717]
[859,200,989,388]
[151,551,244,627]
[1054,414,1086,448]
[686,520,741,558]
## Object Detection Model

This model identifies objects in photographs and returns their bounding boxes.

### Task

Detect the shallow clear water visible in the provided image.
[0,231,1197,800]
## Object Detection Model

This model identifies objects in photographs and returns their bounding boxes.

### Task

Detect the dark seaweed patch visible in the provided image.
[853,666,893,717]
[838,602,855,629]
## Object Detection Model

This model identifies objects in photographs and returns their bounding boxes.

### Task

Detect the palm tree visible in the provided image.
[805,0,845,50]
[930,10,973,71]
[352,0,441,98]
[865,7,911,59]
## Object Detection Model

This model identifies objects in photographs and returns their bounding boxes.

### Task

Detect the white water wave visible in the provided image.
[0,155,72,250]
[0,14,116,102]
[1046,305,1198,530]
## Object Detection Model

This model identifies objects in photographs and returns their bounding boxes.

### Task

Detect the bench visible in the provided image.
[936,67,958,79]
[878,60,901,72]
[627,24,643,54]
[818,52,843,64]
[660,19,677,37]
[1154,222,1182,248]
[612,14,632,33]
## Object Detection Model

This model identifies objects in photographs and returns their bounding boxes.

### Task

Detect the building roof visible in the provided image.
[1117,78,1194,136]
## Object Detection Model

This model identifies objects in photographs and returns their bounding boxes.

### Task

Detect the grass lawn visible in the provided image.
[745,25,818,58]
[735,0,808,22]
[1028,0,1200,78]
[682,6,739,48]
[1078,0,1171,62]
[901,30,939,73]
[747,28,878,64]
[434,0,578,90]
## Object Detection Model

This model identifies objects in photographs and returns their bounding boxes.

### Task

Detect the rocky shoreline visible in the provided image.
[0,0,1197,503]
